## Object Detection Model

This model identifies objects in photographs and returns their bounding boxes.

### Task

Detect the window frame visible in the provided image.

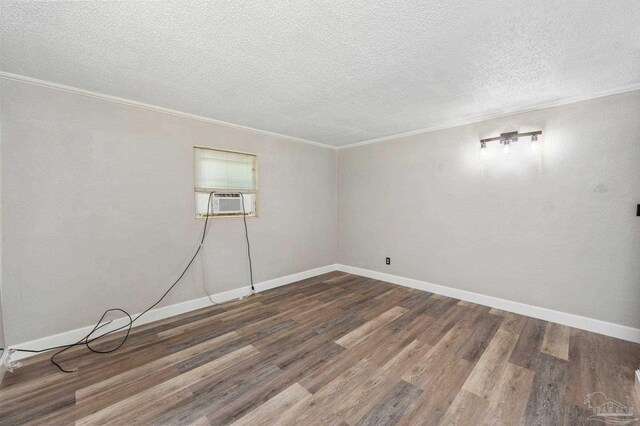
[193,145,259,219]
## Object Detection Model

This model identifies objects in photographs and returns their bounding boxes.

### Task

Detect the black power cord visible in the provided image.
[0,191,254,372]
[239,192,255,292]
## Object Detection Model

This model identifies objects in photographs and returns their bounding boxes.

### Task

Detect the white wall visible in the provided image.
[0,103,4,350]
[2,77,639,346]
[338,90,640,329]
[1,79,338,344]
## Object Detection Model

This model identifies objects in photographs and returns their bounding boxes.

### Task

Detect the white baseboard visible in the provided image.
[9,262,638,364]
[8,264,338,361]
[253,264,338,292]
[336,264,640,344]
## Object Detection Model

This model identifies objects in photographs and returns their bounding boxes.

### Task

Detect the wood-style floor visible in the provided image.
[1,272,639,425]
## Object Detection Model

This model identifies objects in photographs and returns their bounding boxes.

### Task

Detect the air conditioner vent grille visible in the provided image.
[219,198,242,213]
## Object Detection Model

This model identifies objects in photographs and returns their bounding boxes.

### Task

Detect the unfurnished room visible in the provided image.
[0,1,639,425]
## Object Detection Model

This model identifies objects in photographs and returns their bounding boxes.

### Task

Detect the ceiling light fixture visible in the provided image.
[480,130,542,154]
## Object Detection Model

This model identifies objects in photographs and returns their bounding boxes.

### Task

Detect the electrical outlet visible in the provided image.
[385,257,391,265]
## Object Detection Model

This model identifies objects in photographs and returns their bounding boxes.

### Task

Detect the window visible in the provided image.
[194,146,258,217]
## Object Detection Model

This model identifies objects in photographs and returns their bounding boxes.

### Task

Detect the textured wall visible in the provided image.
[0,304,4,351]
[338,91,640,329]
[1,79,338,343]
[0,104,4,350]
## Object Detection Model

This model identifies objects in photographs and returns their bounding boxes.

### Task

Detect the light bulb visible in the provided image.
[531,134,539,152]
[480,141,487,158]
[503,141,510,154]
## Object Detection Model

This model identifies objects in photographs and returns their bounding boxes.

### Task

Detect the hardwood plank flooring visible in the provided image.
[1,272,638,425]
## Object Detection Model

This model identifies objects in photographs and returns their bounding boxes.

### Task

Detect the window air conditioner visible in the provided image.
[212,193,244,215]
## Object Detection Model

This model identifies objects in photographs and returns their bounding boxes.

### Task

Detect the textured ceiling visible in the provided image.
[1,1,639,147]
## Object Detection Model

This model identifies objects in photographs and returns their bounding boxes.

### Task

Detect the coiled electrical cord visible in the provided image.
[0,191,254,372]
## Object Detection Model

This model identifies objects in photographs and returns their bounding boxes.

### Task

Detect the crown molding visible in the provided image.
[4,71,639,151]
[337,83,640,150]
[0,72,337,151]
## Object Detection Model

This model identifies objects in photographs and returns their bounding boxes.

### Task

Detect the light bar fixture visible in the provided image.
[480,130,542,154]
